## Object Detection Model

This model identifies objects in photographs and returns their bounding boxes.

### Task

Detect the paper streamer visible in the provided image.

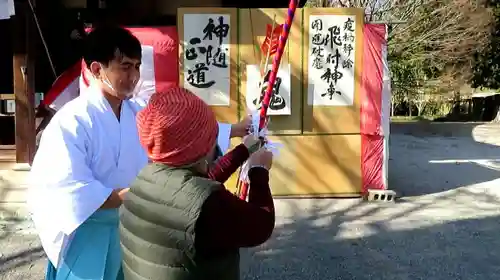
[239,110,282,183]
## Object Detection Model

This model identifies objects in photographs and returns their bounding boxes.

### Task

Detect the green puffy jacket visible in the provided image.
[119,163,240,280]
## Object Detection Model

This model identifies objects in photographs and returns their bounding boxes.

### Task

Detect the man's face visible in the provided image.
[91,51,142,100]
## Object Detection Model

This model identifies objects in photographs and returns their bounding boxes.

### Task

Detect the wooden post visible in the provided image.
[12,0,36,165]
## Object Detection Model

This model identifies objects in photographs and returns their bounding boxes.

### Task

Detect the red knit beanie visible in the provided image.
[136,87,218,166]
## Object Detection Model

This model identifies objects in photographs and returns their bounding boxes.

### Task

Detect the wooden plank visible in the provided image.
[302,8,364,134]
[0,145,16,150]
[0,94,15,100]
[238,8,303,135]
[225,134,362,196]
[159,0,223,17]
[0,149,16,162]
[12,0,36,164]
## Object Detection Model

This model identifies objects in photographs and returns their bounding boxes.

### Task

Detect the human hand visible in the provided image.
[248,148,273,170]
[230,115,251,138]
[117,188,130,200]
[243,135,262,154]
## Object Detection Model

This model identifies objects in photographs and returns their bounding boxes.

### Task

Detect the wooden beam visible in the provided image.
[0,94,15,100]
[368,20,407,25]
[12,0,36,164]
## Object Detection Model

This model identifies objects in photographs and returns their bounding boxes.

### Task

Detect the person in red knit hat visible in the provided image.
[119,87,275,280]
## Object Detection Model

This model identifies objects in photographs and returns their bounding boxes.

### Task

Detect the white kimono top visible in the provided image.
[28,86,232,268]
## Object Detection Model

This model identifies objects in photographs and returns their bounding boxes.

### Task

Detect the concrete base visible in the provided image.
[11,163,31,172]
[364,189,397,202]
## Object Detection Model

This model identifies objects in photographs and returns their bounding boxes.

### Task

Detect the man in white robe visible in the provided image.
[28,25,249,280]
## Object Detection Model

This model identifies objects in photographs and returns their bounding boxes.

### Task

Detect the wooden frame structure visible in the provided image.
[14,0,36,165]
[0,0,37,166]
[0,0,309,167]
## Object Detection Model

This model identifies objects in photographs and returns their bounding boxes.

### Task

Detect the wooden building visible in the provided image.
[0,0,307,167]
[0,0,307,217]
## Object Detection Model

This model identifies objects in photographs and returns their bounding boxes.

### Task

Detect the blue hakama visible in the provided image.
[45,209,123,280]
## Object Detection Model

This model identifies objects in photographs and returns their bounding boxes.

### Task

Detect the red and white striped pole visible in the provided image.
[239,0,299,200]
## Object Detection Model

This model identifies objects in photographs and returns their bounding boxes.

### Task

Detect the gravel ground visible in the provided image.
[2,123,500,280]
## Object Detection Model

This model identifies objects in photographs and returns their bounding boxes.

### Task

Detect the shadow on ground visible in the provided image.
[242,193,500,280]
[389,122,500,196]
[1,123,500,279]
[0,180,44,278]
[0,246,44,275]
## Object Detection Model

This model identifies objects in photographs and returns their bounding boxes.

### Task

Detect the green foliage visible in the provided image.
[472,0,500,89]
[389,58,417,100]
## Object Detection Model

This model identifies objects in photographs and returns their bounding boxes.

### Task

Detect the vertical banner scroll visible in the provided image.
[239,8,303,134]
[303,8,364,134]
[178,8,239,124]
[308,15,357,106]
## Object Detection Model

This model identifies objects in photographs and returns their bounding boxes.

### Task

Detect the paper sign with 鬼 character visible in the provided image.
[246,64,291,115]
[182,14,231,106]
[307,15,357,106]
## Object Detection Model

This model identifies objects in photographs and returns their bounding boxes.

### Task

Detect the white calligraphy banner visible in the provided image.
[245,64,291,116]
[183,14,231,106]
[307,15,357,106]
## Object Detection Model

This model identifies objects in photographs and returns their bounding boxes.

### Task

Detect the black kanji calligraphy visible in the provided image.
[343,33,355,43]
[202,18,216,40]
[311,19,323,32]
[212,46,228,68]
[321,82,342,100]
[198,44,213,65]
[343,43,354,57]
[311,46,325,58]
[187,63,215,89]
[253,70,286,111]
[312,57,323,69]
[203,16,230,46]
[344,18,355,32]
[321,68,343,84]
[342,58,353,69]
[332,48,343,83]
[213,16,229,44]
[312,33,328,46]
[326,49,341,65]
[320,68,332,83]
[198,45,228,68]
[327,26,342,48]
[185,37,202,60]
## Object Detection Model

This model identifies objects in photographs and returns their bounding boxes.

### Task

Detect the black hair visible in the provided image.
[83,24,142,68]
